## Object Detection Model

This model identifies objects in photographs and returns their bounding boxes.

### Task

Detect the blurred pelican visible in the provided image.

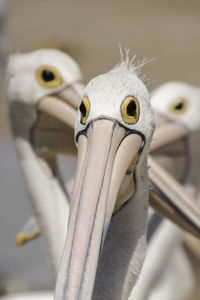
[130,81,200,300]
[6,49,84,276]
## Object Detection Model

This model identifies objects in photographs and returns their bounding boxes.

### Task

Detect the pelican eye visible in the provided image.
[127,100,137,116]
[121,96,139,124]
[42,70,55,81]
[169,98,188,115]
[36,65,62,88]
[79,96,90,125]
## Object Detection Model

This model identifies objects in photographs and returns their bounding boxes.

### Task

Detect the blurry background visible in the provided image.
[0,0,200,295]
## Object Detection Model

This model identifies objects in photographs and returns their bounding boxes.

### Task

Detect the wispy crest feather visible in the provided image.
[110,45,154,87]
[110,46,137,75]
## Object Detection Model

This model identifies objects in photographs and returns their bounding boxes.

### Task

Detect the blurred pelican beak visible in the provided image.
[149,156,200,238]
[38,81,84,128]
[150,115,188,152]
[54,119,143,300]
[149,115,200,238]
[33,81,84,154]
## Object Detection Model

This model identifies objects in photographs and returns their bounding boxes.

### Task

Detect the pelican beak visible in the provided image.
[150,115,188,152]
[54,119,143,300]
[149,156,200,238]
[149,115,200,238]
[38,81,84,128]
[33,81,84,154]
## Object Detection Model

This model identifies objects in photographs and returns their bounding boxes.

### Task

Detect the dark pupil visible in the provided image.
[42,70,55,82]
[175,102,183,110]
[127,100,137,116]
[79,101,86,117]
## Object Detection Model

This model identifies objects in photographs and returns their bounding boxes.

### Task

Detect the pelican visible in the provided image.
[54,59,200,300]
[6,48,84,276]
[130,81,200,300]
[54,57,155,300]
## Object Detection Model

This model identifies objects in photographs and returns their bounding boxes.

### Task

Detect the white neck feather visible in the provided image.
[14,136,69,277]
[129,221,183,300]
[93,153,149,300]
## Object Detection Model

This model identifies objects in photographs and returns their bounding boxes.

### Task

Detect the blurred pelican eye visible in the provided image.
[36,65,62,88]
[121,96,139,124]
[79,96,90,125]
[169,98,188,115]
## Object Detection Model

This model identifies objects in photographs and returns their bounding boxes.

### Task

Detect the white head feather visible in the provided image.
[151,81,200,131]
[75,59,154,143]
[6,49,82,105]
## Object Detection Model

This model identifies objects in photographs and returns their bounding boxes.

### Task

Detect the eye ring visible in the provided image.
[79,96,90,125]
[121,96,140,124]
[36,65,63,88]
[168,98,188,115]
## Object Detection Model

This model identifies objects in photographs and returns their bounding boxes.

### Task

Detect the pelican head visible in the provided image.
[151,81,200,183]
[151,81,200,130]
[6,49,84,155]
[55,61,155,300]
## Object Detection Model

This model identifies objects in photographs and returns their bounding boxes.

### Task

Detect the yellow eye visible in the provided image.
[121,96,139,124]
[79,96,90,125]
[36,65,62,88]
[168,98,188,115]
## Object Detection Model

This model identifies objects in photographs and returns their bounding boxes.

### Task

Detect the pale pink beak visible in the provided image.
[38,81,84,128]
[55,119,143,300]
